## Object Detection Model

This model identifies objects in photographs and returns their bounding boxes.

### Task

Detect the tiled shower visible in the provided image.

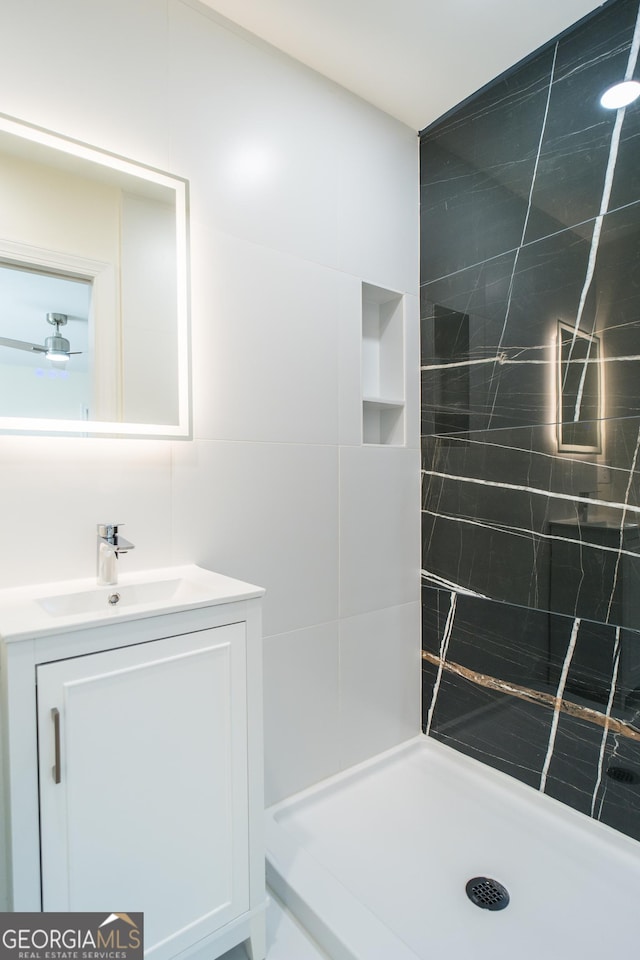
[421,0,640,842]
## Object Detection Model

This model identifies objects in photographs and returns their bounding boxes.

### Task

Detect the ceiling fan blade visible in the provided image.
[0,336,46,354]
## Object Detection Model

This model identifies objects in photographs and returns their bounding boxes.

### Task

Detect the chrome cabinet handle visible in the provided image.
[51,707,61,784]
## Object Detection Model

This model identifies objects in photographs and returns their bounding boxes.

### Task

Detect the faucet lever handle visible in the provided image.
[97,523,123,539]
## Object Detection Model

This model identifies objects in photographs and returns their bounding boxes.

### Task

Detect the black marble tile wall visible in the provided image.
[420,0,640,843]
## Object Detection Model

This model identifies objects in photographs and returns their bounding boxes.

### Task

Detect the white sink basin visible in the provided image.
[0,565,264,641]
[37,577,204,618]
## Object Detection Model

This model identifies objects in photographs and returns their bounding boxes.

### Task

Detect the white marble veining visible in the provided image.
[421,0,640,843]
[591,627,622,817]
[540,617,580,792]
[425,591,456,736]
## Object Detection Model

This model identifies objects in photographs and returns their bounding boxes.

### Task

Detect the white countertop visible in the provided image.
[0,564,264,642]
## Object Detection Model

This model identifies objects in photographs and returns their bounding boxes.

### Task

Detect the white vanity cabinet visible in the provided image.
[0,566,266,960]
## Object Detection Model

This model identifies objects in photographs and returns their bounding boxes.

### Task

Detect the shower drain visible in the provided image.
[606,765,640,785]
[466,877,510,911]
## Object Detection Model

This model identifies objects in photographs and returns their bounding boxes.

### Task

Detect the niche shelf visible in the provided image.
[361,282,405,445]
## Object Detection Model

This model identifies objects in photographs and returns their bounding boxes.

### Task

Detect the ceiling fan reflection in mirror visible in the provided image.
[0,313,82,363]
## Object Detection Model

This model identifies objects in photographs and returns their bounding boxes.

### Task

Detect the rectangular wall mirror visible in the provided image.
[556,320,602,453]
[0,113,190,438]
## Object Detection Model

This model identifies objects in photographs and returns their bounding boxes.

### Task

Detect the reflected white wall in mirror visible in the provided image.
[556,320,602,453]
[0,113,190,438]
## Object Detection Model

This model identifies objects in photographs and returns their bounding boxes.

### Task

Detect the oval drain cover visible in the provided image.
[466,876,510,911]
[607,765,639,785]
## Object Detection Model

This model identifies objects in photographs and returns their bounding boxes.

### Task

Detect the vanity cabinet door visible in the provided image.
[36,624,249,960]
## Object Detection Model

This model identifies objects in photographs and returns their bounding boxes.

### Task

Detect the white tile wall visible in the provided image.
[334,99,419,293]
[337,280,366,447]
[171,439,339,637]
[338,602,422,769]
[0,0,420,801]
[404,293,421,450]
[0,437,172,587]
[168,0,342,268]
[263,623,341,805]
[188,225,348,445]
[339,446,421,619]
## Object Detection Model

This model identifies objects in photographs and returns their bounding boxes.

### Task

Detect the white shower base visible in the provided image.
[265,735,640,960]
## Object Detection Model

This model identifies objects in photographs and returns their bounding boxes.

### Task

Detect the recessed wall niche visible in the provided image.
[361,282,405,445]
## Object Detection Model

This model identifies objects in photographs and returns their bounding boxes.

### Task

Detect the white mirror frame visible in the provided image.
[0,112,190,439]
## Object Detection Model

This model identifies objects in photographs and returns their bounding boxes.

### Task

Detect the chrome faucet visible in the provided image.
[96,523,135,585]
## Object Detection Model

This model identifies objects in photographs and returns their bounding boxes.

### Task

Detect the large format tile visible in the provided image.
[339,445,421,619]
[422,223,596,434]
[524,0,640,242]
[0,437,172,587]
[169,1,418,292]
[421,205,640,613]
[338,602,421,769]
[188,224,345,445]
[171,440,339,637]
[420,0,640,846]
[420,47,556,282]
[337,277,365,447]
[168,0,340,269]
[334,96,419,295]
[263,623,341,806]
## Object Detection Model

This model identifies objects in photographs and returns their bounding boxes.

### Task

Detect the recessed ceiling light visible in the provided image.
[600,79,640,109]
